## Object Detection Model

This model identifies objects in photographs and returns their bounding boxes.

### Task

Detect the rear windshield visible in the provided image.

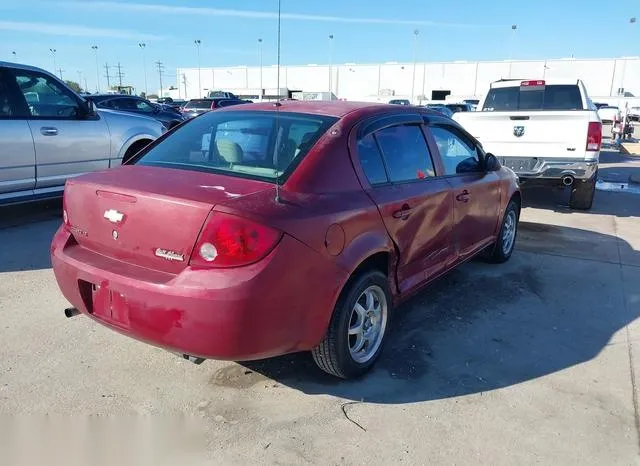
[482,85,584,111]
[185,99,213,109]
[134,111,338,182]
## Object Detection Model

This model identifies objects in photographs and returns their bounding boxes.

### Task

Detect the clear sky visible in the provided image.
[1,0,638,94]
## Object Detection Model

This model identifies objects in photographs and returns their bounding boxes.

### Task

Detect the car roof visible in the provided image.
[491,78,581,88]
[0,61,53,73]
[218,100,424,118]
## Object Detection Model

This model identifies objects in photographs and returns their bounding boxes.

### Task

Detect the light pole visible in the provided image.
[91,45,100,92]
[411,29,419,104]
[49,48,57,73]
[508,24,517,78]
[328,34,334,100]
[11,51,16,61]
[258,38,263,101]
[77,70,83,91]
[194,39,201,98]
[139,42,148,96]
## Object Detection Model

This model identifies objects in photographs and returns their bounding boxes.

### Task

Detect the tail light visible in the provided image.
[521,80,545,87]
[210,101,218,109]
[586,121,602,151]
[62,189,70,227]
[190,212,282,268]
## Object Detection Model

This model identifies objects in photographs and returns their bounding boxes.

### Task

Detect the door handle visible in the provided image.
[392,204,413,220]
[455,190,470,203]
[40,127,58,136]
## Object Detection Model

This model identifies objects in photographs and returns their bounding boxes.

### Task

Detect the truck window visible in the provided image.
[483,85,584,111]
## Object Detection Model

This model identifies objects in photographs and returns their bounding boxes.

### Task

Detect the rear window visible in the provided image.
[482,85,584,111]
[185,99,213,109]
[134,111,338,182]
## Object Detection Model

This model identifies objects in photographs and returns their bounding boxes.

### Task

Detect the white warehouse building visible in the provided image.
[169,57,640,104]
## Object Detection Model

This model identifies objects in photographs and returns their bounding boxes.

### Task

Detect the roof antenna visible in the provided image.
[273,0,282,203]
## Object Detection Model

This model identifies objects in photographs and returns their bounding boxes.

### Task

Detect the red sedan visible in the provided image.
[51,101,520,379]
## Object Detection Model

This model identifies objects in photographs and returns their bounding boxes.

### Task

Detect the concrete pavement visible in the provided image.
[0,155,639,465]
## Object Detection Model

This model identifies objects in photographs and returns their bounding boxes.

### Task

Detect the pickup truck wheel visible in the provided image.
[489,199,519,264]
[312,271,392,379]
[569,173,596,210]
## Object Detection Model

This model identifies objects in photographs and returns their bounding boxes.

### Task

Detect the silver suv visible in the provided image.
[0,62,164,205]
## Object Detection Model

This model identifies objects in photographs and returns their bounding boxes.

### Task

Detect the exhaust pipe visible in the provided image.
[182,354,206,365]
[562,175,574,187]
[64,307,81,318]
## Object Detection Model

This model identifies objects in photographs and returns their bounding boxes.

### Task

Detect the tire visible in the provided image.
[488,199,520,264]
[569,173,596,210]
[312,270,393,379]
[122,139,152,165]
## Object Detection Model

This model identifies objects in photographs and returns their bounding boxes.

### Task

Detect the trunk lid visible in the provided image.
[457,111,594,159]
[64,165,272,274]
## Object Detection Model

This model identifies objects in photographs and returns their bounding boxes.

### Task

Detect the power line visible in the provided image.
[155,61,165,96]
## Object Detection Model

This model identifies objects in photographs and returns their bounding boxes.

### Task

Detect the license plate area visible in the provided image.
[79,279,130,328]
[499,157,540,173]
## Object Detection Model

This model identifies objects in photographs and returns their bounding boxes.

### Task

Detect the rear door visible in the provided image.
[427,123,501,261]
[354,121,454,294]
[465,83,591,163]
[0,67,36,201]
[12,68,111,191]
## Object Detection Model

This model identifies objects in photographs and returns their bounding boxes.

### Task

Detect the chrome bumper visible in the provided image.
[498,157,598,181]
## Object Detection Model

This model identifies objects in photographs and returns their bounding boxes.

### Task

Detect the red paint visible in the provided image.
[51,101,520,361]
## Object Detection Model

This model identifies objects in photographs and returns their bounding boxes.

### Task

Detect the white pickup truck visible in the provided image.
[453,79,602,210]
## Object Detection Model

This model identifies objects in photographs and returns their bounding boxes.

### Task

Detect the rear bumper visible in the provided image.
[499,157,598,181]
[51,226,346,361]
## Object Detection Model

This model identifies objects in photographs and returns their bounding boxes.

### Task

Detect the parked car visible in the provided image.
[423,104,455,118]
[86,94,185,130]
[389,99,411,105]
[52,101,520,379]
[445,103,474,113]
[157,97,187,112]
[0,62,164,205]
[208,90,239,99]
[594,102,609,109]
[181,98,249,118]
[597,105,621,124]
[454,78,601,210]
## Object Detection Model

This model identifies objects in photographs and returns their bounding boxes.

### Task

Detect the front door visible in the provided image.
[11,68,111,191]
[0,67,36,201]
[428,124,501,261]
[354,123,455,294]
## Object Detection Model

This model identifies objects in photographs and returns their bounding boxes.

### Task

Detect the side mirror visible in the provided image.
[79,100,97,118]
[485,153,501,172]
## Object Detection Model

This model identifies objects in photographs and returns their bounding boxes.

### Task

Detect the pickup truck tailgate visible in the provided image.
[457,111,592,159]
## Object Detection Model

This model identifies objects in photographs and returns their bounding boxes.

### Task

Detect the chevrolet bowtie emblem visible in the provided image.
[104,209,124,224]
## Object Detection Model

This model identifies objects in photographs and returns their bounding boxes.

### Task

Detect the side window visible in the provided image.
[112,98,137,111]
[357,133,388,185]
[135,100,156,113]
[430,126,481,175]
[13,71,80,118]
[375,125,435,183]
[0,68,29,118]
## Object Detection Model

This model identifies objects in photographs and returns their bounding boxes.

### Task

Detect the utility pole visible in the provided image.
[182,74,187,98]
[258,38,263,101]
[104,62,112,90]
[155,61,165,97]
[115,62,124,88]
[328,34,334,100]
[77,70,83,90]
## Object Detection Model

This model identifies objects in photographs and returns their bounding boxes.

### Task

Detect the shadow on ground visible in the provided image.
[0,200,61,272]
[213,221,638,404]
